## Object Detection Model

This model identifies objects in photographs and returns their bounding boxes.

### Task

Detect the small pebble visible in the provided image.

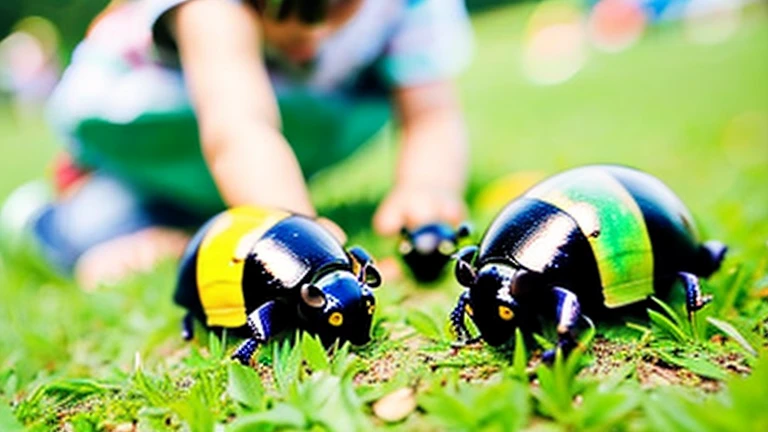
[372,387,417,423]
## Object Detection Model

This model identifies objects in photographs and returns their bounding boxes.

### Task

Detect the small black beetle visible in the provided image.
[399,223,471,283]
[175,206,381,364]
[449,165,727,361]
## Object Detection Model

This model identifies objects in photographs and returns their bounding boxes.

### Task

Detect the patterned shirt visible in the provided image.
[146,0,474,91]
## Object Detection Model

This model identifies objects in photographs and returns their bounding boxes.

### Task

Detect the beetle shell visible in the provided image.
[476,165,719,313]
[174,206,354,336]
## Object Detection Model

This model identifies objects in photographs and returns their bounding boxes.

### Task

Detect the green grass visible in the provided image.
[2,2,768,431]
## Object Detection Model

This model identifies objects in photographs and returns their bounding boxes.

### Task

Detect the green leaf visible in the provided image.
[228,403,307,432]
[579,387,641,430]
[655,350,728,381]
[510,328,528,381]
[68,415,97,432]
[172,385,216,432]
[293,373,370,431]
[532,333,555,350]
[647,309,688,343]
[626,322,651,335]
[650,296,685,330]
[330,342,360,378]
[534,354,572,421]
[41,378,118,403]
[475,381,531,431]
[272,339,302,394]
[301,334,331,372]
[208,330,226,361]
[227,362,265,411]
[405,309,443,341]
[597,363,636,393]
[644,388,710,432]
[706,317,757,357]
[418,389,476,429]
[715,264,745,316]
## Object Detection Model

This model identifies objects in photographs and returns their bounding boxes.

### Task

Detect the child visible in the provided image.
[6,0,473,289]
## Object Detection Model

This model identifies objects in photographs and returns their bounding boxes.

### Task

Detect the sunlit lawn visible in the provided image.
[1,2,767,431]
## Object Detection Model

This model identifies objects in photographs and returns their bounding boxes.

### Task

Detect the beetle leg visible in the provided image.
[232,339,260,366]
[348,245,382,287]
[450,290,476,345]
[232,301,279,365]
[456,222,472,240]
[678,272,712,322]
[542,287,581,364]
[181,312,195,341]
[697,240,727,277]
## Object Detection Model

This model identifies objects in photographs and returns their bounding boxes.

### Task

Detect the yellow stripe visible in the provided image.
[196,206,289,327]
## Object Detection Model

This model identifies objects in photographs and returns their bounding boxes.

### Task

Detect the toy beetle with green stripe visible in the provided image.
[175,206,381,365]
[450,165,727,361]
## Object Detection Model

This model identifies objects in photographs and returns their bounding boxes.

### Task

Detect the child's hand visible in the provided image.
[373,185,467,236]
[317,217,347,244]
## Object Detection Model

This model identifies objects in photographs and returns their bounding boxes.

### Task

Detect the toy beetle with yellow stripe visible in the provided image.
[450,165,727,362]
[175,207,381,365]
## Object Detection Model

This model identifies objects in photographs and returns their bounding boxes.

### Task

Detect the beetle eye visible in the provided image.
[398,240,413,255]
[498,305,514,321]
[329,312,344,327]
[438,240,455,256]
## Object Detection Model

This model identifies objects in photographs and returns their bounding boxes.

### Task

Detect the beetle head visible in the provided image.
[399,223,471,282]
[465,263,539,346]
[298,270,377,346]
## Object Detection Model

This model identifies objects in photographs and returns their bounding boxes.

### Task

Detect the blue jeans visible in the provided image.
[33,175,210,273]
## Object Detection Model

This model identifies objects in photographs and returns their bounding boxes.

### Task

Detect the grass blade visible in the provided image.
[706,317,757,357]
[655,350,728,381]
[227,362,265,411]
[405,310,443,341]
[301,334,331,372]
[650,297,685,330]
[647,309,688,343]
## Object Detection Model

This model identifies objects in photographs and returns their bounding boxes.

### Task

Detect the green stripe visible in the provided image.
[525,167,654,308]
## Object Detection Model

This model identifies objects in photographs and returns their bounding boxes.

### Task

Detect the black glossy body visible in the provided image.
[400,222,471,283]
[456,165,725,347]
[399,223,458,282]
[175,212,376,345]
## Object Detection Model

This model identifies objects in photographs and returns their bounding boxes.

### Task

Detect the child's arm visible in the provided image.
[171,0,315,216]
[373,80,469,235]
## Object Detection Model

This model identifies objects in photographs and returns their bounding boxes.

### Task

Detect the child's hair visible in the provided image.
[250,0,352,24]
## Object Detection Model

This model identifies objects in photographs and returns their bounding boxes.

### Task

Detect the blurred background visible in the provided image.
[1,0,766,256]
[0,0,766,421]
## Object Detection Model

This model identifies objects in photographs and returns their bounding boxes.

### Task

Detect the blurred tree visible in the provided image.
[0,0,24,40]
[467,0,529,13]
[1,0,109,58]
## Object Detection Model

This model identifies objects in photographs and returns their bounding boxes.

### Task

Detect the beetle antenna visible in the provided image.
[181,313,194,341]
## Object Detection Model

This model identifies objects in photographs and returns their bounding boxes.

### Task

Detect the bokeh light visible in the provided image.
[523,0,588,85]
[473,170,546,217]
[683,0,743,44]
[588,0,647,52]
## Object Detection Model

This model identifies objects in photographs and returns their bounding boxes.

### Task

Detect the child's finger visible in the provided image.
[373,196,404,236]
[316,217,347,244]
[439,196,466,225]
[404,194,438,228]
